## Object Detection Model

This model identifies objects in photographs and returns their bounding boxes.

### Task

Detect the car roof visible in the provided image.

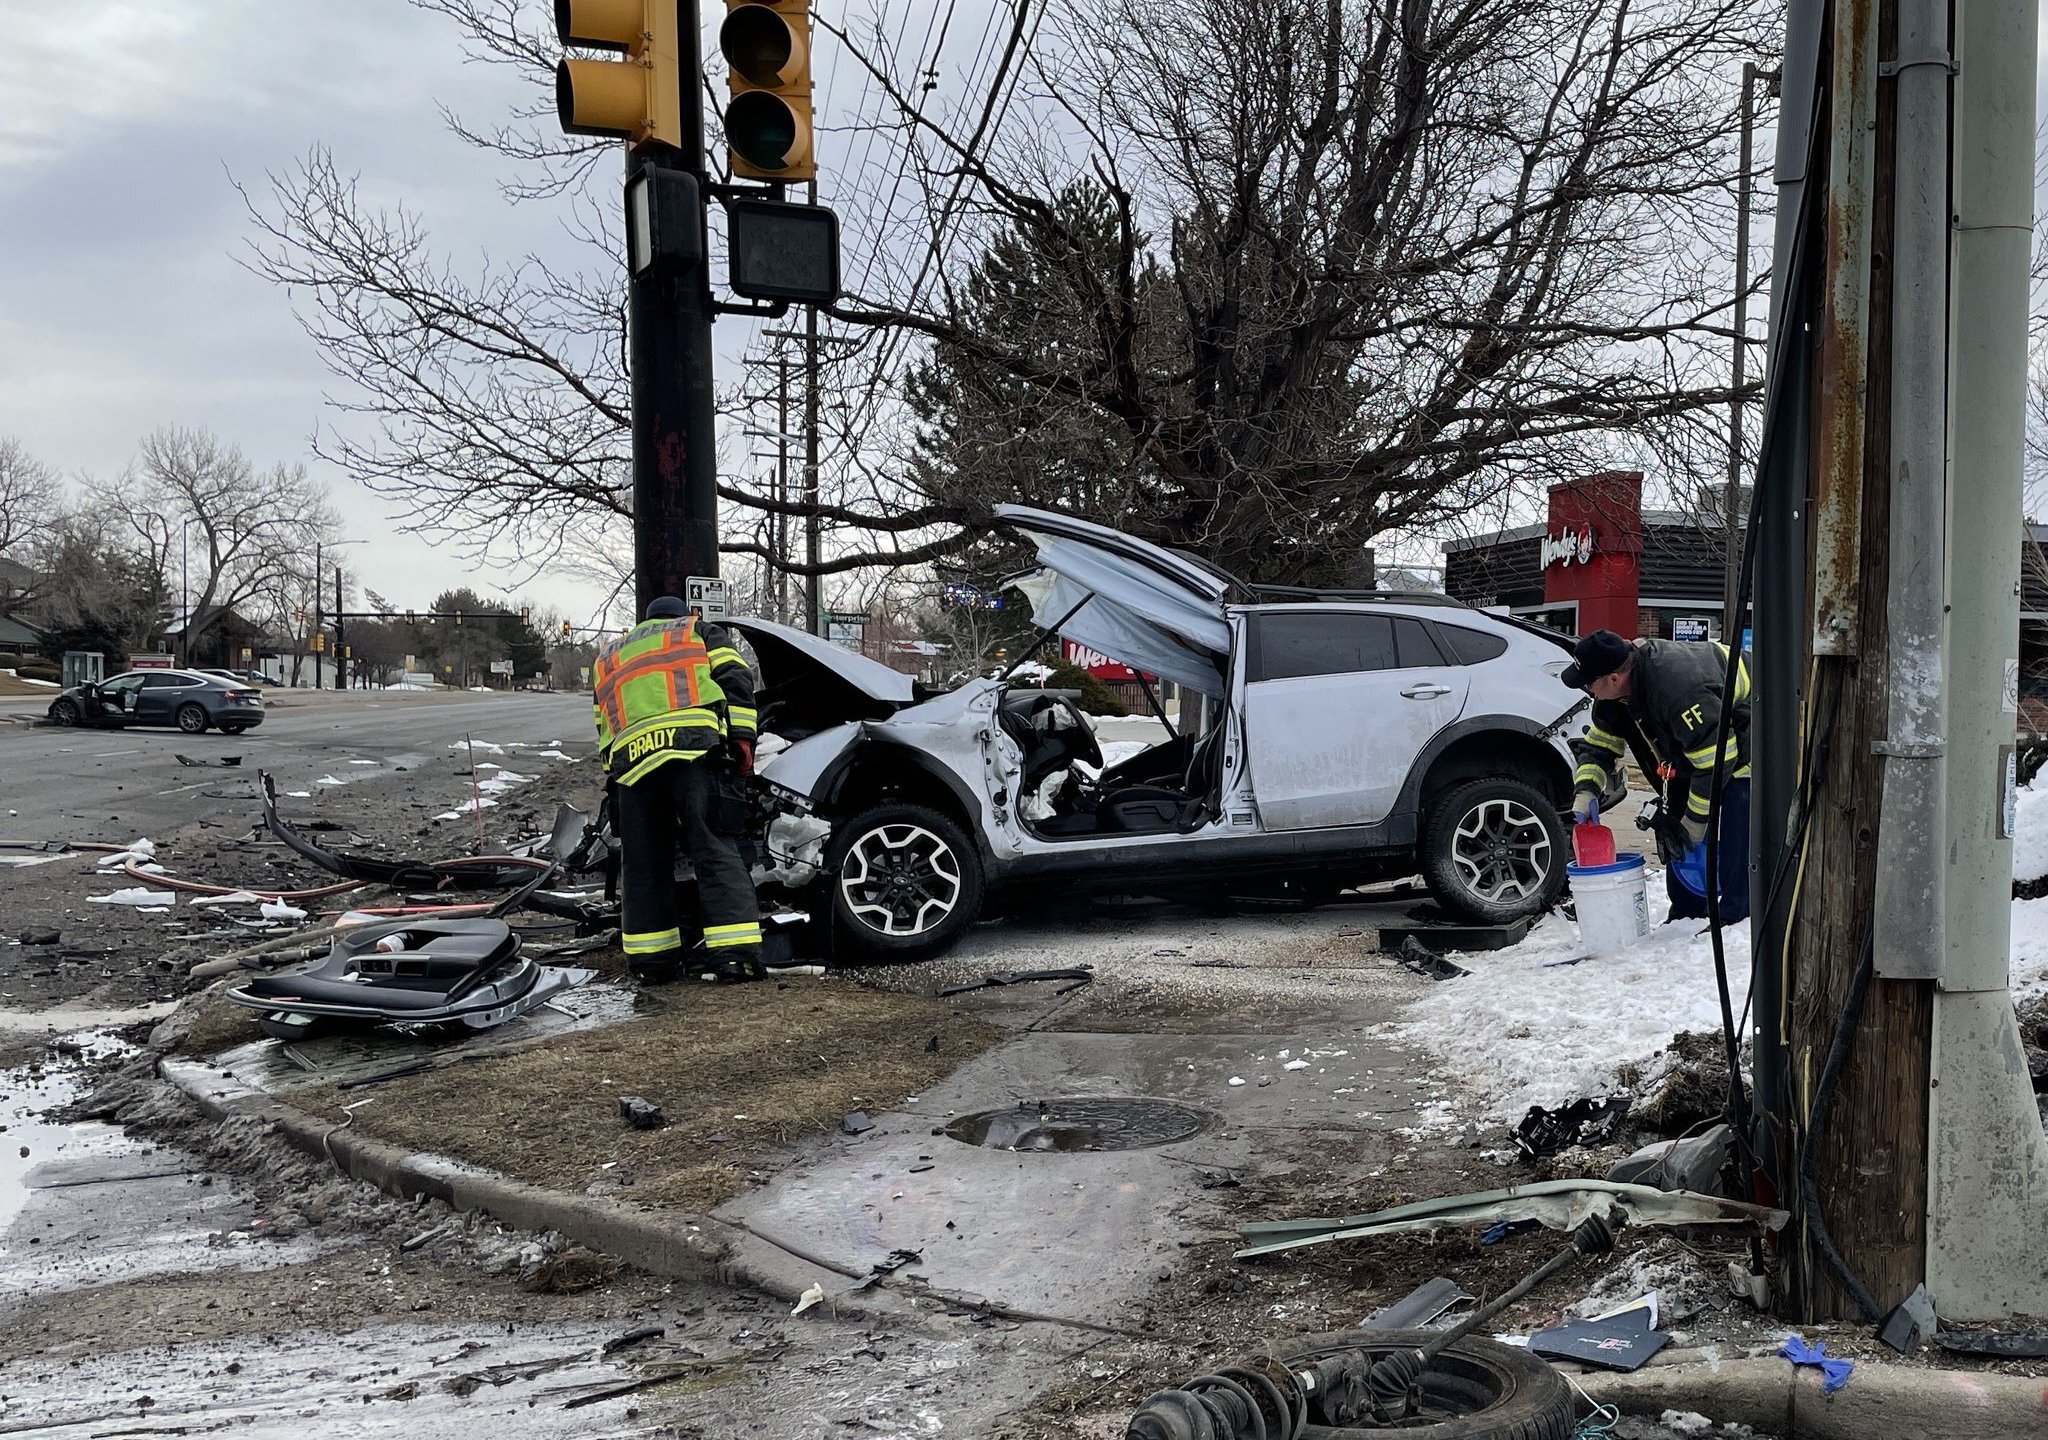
[109,668,227,683]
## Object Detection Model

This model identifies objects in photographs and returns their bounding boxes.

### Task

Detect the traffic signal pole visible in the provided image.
[626,129,721,614]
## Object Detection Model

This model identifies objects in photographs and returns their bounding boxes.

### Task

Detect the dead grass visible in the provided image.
[176,990,267,1056]
[297,978,1001,1212]
[0,673,56,696]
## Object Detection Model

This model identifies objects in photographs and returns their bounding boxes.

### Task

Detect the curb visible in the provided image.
[156,1056,883,1317]
[1575,1354,2048,1439]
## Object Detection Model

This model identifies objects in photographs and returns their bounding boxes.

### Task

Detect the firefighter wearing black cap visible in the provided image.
[1561,628,1751,923]
[592,596,763,981]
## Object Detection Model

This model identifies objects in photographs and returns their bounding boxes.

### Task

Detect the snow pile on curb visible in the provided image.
[2015,776,2048,883]
[1394,905,1751,1125]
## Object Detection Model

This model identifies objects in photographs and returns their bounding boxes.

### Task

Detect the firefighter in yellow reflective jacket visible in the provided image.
[592,596,762,981]
[1562,629,1751,923]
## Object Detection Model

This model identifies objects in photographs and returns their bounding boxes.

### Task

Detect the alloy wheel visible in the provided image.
[1449,797,1552,904]
[839,822,964,936]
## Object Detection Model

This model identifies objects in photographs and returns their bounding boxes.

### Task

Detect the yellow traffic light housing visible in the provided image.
[556,0,683,150]
[720,1,814,181]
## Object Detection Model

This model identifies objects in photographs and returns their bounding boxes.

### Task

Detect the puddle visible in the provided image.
[210,980,645,1095]
[945,1096,1213,1152]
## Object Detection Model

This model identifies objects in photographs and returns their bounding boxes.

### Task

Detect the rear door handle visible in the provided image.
[1401,684,1452,700]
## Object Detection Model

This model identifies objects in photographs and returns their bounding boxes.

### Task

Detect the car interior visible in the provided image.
[1003,689,1228,838]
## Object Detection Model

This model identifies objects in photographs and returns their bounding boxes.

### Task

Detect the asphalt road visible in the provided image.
[0,691,592,845]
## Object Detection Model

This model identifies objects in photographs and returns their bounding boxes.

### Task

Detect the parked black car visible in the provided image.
[47,669,266,734]
[199,667,270,687]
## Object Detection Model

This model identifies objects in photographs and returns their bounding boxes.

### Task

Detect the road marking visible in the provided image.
[92,749,142,758]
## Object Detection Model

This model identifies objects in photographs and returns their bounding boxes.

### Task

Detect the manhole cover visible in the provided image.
[943,1097,1212,1153]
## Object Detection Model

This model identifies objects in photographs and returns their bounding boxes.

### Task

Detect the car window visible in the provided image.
[1250,614,1396,680]
[100,674,146,694]
[1394,618,1448,667]
[1432,623,1509,665]
[142,674,188,689]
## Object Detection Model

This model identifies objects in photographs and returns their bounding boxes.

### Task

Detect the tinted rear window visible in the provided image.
[1434,624,1509,665]
[1251,614,1451,680]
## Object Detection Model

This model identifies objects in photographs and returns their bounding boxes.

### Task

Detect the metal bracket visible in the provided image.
[1873,739,1944,758]
[711,297,791,320]
[1879,53,1955,77]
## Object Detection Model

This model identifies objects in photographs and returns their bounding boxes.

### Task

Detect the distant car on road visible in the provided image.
[46,669,267,735]
[199,667,270,688]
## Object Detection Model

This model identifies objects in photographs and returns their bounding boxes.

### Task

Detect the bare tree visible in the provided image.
[241,0,1770,588]
[89,427,340,662]
[0,436,58,562]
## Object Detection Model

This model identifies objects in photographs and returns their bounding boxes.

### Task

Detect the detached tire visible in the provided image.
[1420,776,1567,925]
[175,703,209,734]
[1270,1328,1574,1439]
[826,802,985,962]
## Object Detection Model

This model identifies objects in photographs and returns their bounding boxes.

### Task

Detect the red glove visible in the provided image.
[733,738,754,775]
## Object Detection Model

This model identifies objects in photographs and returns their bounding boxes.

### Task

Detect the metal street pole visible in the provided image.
[179,521,189,669]
[313,541,323,690]
[627,1,717,615]
[804,176,822,635]
[1723,63,1778,642]
[334,566,346,690]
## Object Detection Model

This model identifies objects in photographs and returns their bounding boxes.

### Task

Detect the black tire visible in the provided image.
[1419,776,1567,925]
[49,698,79,727]
[175,703,209,734]
[1269,1328,1574,1439]
[825,802,985,962]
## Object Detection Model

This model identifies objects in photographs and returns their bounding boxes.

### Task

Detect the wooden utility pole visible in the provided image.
[1767,0,1933,1320]
[775,353,792,625]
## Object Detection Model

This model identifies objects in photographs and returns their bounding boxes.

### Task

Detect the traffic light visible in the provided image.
[561,620,574,640]
[520,604,532,624]
[719,1,814,181]
[405,609,416,626]
[555,0,683,150]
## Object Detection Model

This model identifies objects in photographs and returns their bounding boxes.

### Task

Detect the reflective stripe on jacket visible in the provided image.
[1569,639,1751,814]
[591,617,728,784]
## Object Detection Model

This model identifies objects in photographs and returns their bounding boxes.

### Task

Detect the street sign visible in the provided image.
[827,610,866,651]
[129,653,172,670]
[724,197,840,303]
[490,659,514,675]
[685,575,730,620]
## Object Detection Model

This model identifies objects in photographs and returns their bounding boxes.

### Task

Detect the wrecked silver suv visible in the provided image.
[733,506,1590,963]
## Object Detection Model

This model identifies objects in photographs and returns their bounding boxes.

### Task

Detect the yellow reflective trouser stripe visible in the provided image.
[617,749,713,786]
[623,928,683,955]
[1583,726,1626,754]
[1574,763,1610,788]
[703,922,762,948]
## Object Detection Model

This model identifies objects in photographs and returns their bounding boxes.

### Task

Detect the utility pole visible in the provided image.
[1755,0,2048,1324]
[334,567,346,690]
[313,540,325,690]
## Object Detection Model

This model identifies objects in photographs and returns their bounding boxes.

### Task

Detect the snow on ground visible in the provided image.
[2016,776,2048,883]
[1394,899,1751,1125]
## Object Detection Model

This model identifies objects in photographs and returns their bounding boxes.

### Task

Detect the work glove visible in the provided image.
[1571,790,1600,825]
[1650,810,1689,866]
[1680,812,1709,850]
[732,737,754,776]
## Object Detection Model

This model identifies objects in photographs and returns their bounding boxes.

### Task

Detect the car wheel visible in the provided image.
[826,802,985,962]
[1265,1327,1573,1438]
[175,703,209,734]
[1420,776,1566,925]
[50,698,80,727]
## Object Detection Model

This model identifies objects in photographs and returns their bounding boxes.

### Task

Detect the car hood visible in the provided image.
[724,617,916,707]
[995,504,1237,697]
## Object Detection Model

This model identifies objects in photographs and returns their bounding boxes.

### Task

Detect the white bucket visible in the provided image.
[1567,854,1650,955]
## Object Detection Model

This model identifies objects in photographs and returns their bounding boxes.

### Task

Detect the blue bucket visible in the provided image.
[1671,840,1709,898]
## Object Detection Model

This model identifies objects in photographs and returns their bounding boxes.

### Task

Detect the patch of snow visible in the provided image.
[1283,1059,1310,1071]
[88,888,176,907]
[314,775,346,787]
[434,797,499,820]
[2017,777,2048,883]
[452,740,505,755]
[260,900,308,921]
[534,749,574,761]
[1659,1414,1714,1435]
[347,759,378,766]
[474,761,503,770]
[284,790,312,798]
[2009,896,2048,1000]
[1394,908,1752,1126]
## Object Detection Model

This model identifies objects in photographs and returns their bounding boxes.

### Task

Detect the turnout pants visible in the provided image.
[616,757,763,974]
[1665,777,1750,925]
